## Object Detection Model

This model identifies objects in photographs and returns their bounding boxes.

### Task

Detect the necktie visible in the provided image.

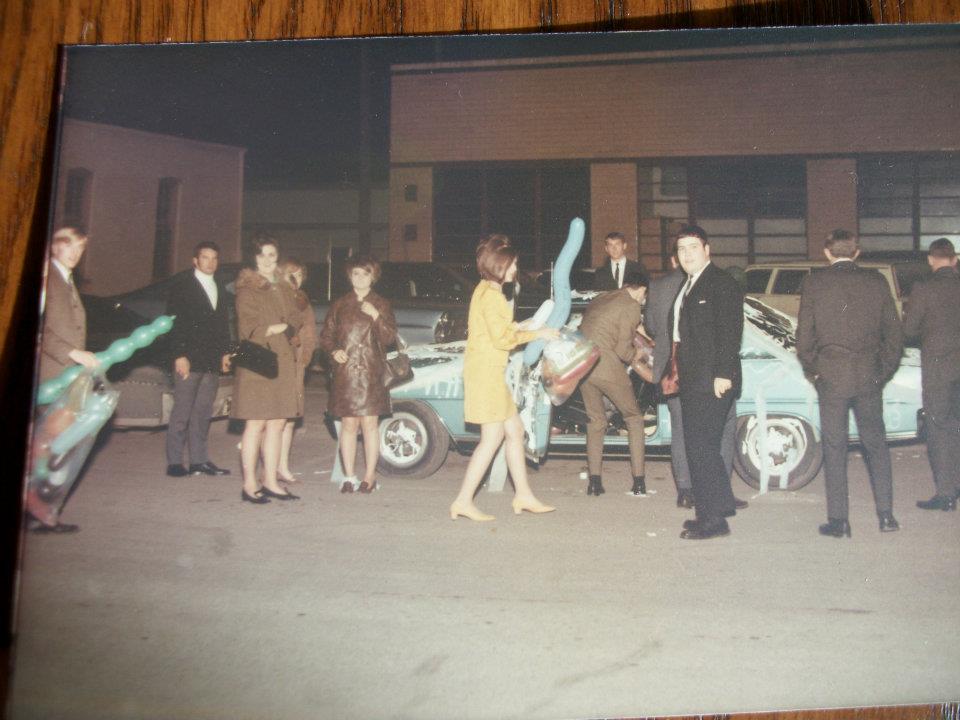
[613,262,621,288]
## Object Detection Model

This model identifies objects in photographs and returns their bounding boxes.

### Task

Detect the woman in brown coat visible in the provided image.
[277,259,318,483]
[318,255,397,494]
[232,236,304,503]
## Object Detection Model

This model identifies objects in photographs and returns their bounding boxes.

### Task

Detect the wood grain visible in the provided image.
[1,2,959,718]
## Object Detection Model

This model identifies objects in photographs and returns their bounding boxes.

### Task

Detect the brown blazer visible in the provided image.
[318,290,397,418]
[230,269,304,420]
[39,262,87,383]
[578,288,643,385]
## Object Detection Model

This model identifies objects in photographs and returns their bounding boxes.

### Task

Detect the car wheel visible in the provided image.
[733,414,822,491]
[377,400,451,478]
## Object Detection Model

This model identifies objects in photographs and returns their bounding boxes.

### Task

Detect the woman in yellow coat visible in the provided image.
[450,234,560,522]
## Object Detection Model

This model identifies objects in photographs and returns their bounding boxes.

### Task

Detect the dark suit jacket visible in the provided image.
[645,268,685,382]
[796,260,902,395]
[677,263,744,397]
[902,266,960,390]
[594,258,645,291]
[39,262,86,382]
[167,270,233,373]
[579,288,642,385]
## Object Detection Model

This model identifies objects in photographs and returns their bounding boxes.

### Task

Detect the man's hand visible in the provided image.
[332,349,348,364]
[713,377,732,398]
[221,354,232,373]
[174,356,191,379]
[68,349,100,369]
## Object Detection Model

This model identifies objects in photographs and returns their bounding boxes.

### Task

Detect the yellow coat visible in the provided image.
[463,281,538,424]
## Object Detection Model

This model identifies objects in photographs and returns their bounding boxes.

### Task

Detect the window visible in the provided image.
[771,269,809,294]
[153,177,181,281]
[744,269,773,293]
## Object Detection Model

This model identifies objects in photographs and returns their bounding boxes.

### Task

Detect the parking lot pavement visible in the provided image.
[8,385,960,719]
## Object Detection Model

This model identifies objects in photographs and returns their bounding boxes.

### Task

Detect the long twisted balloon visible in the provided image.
[36,314,175,405]
[523,217,585,366]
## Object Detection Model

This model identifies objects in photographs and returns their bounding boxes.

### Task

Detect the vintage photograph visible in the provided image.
[11,24,960,719]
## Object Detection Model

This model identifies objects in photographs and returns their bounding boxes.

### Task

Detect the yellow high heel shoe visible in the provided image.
[449,501,495,522]
[512,497,556,515]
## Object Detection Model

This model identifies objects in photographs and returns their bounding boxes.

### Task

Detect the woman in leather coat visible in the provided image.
[319,255,397,494]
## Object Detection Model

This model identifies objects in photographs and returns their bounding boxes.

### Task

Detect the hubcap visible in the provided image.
[380,413,427,468]
[742,416,808,478]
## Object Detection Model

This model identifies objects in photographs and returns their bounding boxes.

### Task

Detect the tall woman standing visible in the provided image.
[232,236,303,503]
[319,256,397,494]
[449,234,560,522]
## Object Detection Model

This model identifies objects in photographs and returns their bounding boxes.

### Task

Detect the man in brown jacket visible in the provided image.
[39,227,98,383]
[578,270,649,497]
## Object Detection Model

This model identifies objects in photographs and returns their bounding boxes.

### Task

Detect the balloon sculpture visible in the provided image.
[27,315,174,527]
[521,218,601,406]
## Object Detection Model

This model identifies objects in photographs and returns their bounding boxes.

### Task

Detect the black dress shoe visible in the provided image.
[242,490,270,504]
[916,494,957,511]
[878,512,900,533]
[190,461,231,476]
[166,464,189,477]
[676,490,695,508]
[630,476,646,496]
[682,518,699,531]
[819,518,851,538]
[680,518,730,540]
[733,497,749,510]
[259,486,299,501]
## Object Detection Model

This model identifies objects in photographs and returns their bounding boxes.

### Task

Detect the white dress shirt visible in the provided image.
[672,262,711,342]
[195,268,218,310]
[611,258,626,289]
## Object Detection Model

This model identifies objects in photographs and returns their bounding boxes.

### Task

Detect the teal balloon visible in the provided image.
[131,326,153,346]
[36,366,82,405]
[152,315,174,333]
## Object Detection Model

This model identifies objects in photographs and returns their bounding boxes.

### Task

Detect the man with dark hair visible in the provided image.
[672,225,745,539]
[646,250,743,510]
[594,231,646,291]
[903,237,960,511]
[578,269,650,496]
[797,229,903,537]
[165,241,233,477]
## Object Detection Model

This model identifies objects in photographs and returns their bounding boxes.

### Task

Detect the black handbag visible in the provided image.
[231,339,278,379]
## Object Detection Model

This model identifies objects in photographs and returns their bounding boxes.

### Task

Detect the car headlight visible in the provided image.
[434,312,451,344]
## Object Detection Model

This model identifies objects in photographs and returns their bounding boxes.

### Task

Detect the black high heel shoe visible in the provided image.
[259,486,300,501]
[242,489,270,504]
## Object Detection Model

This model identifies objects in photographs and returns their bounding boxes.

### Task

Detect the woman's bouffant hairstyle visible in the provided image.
[476,234,518,283]
[280,258,308,284]
[344,254,381,283]
[247,233,281,268]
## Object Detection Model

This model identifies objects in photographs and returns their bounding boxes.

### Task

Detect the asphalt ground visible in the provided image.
[7,382,960,719]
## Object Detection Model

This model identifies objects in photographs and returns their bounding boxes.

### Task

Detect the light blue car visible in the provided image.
[376,296,923,491]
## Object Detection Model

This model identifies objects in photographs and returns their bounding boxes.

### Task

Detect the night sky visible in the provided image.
[61,25,949,189]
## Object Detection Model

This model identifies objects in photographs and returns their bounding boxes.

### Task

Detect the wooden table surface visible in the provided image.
[1,2,958,719]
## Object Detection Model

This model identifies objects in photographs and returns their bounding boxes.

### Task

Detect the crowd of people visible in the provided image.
[31,224,960,540]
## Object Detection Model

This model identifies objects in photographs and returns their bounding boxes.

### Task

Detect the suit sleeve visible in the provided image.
[480,292,537,351]
[41,308,78,367]
[713,277,743,381]
[878,281,903,380]
[165,281,190,359]
[795,276,817,375]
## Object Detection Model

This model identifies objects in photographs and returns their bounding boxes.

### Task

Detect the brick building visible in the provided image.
[388,34,960,271]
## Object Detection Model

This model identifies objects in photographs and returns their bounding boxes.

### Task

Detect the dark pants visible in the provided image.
[166,371,220,466]
[680,391,737,522]
[581,374,645,479]
[817,385,893,520]
[667,395,736,491]
[923,379,960,498]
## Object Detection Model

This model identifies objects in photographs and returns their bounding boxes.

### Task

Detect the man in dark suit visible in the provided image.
[30,227,100,534]
[165,241,233,477]
[594,232,646,291]
[796,229,902,537]
[646,252,743,511]
[578,269,649,496]
[902,238,960,511]
[674,225,744,539]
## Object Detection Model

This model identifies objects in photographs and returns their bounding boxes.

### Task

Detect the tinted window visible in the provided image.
[744,269,773,293]
[771,269,809,294]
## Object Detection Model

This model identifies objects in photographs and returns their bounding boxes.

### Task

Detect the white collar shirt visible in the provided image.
[51,258,72,285]
[611,258,626,288]
[672,262,711,342]
[195,268,218,310]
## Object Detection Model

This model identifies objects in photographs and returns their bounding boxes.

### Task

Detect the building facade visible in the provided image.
[52,119,245,295]
[388,35,960,271]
